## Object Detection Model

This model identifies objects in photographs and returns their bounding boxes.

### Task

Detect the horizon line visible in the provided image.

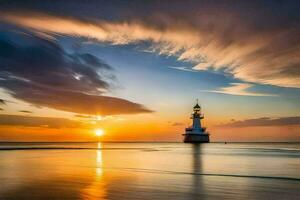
[1,141,300,143]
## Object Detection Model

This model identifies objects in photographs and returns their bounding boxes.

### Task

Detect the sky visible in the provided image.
[0,0,299,142]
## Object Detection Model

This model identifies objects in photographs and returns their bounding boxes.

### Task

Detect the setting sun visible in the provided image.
[95,129,104,136]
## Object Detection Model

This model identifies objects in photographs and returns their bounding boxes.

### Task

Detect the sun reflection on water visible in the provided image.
[80,142,105,199]
[96,142,103,176]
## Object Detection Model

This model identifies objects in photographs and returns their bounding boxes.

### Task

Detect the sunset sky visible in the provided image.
[0,0,299,142]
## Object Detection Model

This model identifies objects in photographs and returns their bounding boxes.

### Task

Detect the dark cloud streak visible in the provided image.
[0,99,6,105]
[0,114,83,128]
[219,117,300,127]
[171,122,184,126]
[19,110,33,113]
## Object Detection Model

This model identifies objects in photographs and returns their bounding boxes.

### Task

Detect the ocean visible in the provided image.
[0,142,299,200]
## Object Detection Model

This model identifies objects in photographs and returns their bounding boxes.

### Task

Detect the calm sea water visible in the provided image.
[0,142,299,200]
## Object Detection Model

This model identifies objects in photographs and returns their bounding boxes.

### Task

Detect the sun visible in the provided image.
[95,129,104,136]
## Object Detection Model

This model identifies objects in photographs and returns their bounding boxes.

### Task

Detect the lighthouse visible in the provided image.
[183,100,210,143]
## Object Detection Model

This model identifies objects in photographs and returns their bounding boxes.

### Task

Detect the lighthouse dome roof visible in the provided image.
[194,103,200,109]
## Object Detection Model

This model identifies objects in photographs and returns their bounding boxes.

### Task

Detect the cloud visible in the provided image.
[171,122,185,126]
[74,114,93,119]
[168,66,197,72]
[0,1,299,88]
[218,116,300,127]
[0,29,152,115]
[200,83,276,96]
[0,114,83,128]
[0,99,6,105]
[19,110,33,113]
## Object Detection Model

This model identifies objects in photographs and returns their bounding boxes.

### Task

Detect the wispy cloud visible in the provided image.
[168,66,196,72]
[200,83,276,96]
[1,1,299,88]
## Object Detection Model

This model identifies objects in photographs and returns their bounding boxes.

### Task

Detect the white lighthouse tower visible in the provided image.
[183,100,210,143]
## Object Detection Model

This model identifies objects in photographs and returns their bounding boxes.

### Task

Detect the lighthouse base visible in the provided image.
[183,133,210,143]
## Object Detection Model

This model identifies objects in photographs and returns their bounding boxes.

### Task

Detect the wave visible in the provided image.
[0,147,157,151]
[231,147,300,153]
[111,167,300,182]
